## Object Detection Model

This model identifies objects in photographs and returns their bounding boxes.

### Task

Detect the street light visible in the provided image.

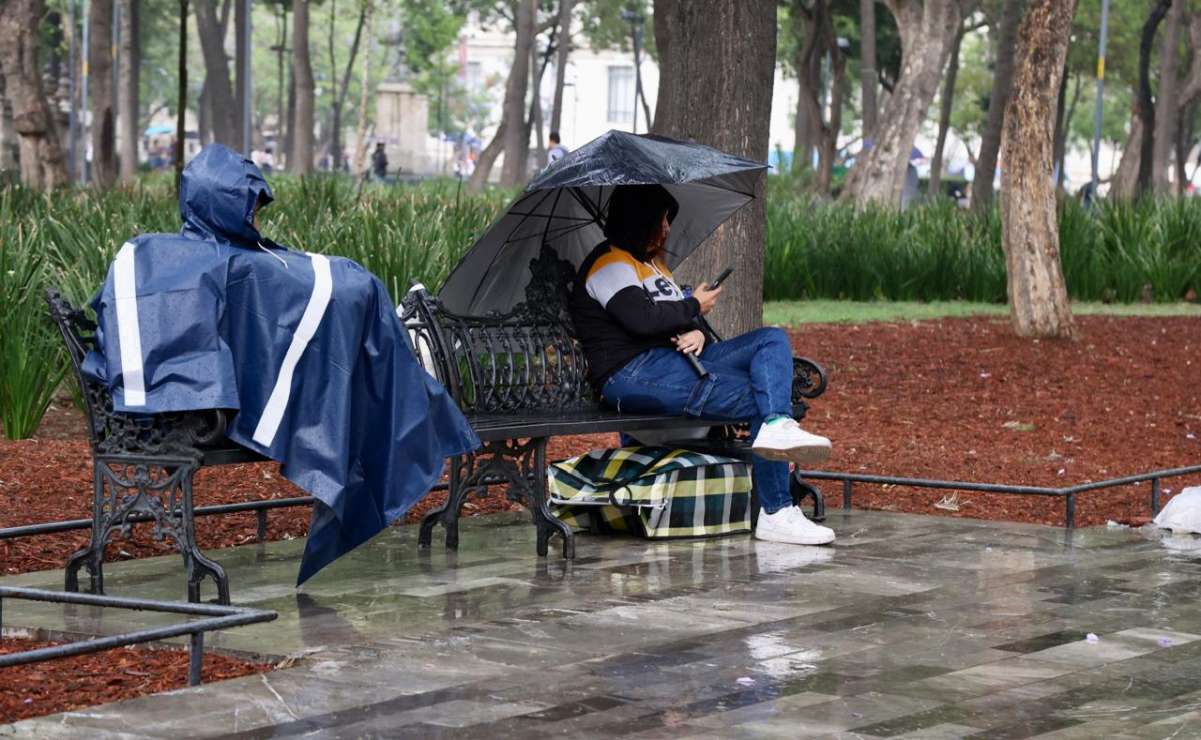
[621,8,645,134]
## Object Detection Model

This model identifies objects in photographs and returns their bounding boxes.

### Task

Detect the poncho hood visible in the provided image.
[179,143,275,246]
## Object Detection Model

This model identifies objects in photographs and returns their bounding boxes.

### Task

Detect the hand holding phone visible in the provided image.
[708,266,734,290]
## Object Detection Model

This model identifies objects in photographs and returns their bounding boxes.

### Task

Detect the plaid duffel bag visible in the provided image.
[548,446,753,539]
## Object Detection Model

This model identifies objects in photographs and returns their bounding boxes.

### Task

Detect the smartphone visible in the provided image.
[708,267,734,289]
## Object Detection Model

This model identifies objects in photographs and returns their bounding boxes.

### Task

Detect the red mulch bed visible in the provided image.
[798,314,1200,526]
[0,638,271,723]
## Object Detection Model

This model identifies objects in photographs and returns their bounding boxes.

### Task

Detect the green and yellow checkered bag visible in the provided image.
[548,447,752,539]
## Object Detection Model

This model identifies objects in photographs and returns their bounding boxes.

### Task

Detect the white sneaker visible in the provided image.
[755,506,836,546]
[751,419,832,464]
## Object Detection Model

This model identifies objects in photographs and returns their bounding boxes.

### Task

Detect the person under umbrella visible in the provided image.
[569,184,836,546]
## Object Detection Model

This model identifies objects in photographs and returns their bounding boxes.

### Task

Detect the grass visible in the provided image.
[764,300,1201,326]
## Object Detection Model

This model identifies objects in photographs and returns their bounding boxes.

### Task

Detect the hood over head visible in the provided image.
[602,184,679,262]
[180,143,275,246]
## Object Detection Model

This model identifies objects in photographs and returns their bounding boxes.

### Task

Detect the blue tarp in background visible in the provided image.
[86,144,480,584]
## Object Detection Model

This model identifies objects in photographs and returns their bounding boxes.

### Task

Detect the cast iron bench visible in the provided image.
[44,290,267,605]
[400,247,829,559]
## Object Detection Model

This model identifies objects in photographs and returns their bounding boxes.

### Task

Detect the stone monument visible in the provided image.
[374,31,434,175]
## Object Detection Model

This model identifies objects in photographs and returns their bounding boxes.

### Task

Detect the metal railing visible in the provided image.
[0,474,522,542]
[799,463,1201,528]
[0,587,276,686]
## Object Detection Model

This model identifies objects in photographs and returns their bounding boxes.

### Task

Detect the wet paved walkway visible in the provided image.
[4,509,1201,738]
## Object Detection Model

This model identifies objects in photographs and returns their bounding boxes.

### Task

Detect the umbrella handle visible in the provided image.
[685,352,708,378]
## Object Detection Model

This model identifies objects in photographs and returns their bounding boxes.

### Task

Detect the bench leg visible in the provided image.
[528,441,574,560]
[65,464,110,595]
[178,471,230,605]
[419,455,470,550]
[791,471,826,523]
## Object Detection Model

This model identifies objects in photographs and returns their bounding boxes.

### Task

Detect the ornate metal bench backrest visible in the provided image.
[43,290,229,458]
[401,248,597,415]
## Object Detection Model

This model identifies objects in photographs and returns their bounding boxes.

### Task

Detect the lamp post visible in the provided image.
[621,8,644,134]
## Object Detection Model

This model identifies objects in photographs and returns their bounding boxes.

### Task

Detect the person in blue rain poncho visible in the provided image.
[86,143,480,584]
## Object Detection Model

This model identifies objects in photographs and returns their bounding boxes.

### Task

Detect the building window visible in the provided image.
[607,66,635,123]
[465,61,483,91]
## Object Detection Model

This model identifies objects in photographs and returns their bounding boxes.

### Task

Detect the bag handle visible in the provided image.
[589,448,678,507]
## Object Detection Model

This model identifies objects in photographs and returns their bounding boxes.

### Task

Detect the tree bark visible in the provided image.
[549,0,574,135]
[175,0,187,193]
[1000,0,1077,339]
[1054,70,1081,189]
[1134,0,1172,198]
[119,0,140,181]
[860,0,879,139]
[652,0,776,338]
[277,4,288,164]
[88,0,118,187]
[841,0,961,207]
[194,0,239,146]
[651,0,675,134]
[791,1,823,174]
[351,2,375,177]
[327,0,366,170]
[1110,109,1142,199]
[929,23,964,196]
[794,0,845,194]
[1152,0,1183,195]
[1051,66,1069,188]
[0,74,18,172]
[1177,100,1197,196]
[0,0,69,190]
[499,0,535,187]
[291,0,315,174]
[972,0,1022,210]
[468,119,506,192]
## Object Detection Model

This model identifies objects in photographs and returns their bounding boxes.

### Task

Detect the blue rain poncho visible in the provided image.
[87,144,479,584]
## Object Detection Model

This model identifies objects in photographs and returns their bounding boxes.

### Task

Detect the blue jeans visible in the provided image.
[601,327,794,513]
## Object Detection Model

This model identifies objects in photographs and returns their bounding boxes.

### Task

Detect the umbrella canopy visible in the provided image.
[438,130,767,315]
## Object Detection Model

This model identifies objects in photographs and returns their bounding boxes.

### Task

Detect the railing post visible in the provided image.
[256,509,268,542]
[842,479,853,511]
[188,632,204,686]
[1152,477,1162,517]
[1065,492,1076,529]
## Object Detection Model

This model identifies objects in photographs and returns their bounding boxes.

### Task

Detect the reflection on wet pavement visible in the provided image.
[4,510,1201,738]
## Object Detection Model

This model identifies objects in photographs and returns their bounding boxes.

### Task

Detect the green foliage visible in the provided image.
[764,180,1201,304]
[947,31,992,147]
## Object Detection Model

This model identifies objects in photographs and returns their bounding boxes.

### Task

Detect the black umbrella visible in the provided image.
[438,130,768,315]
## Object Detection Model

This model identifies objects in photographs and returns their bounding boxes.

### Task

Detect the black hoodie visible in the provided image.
[569,185,701,390]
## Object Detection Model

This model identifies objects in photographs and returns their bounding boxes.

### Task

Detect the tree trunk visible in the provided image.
[1176,101,1197,196]
[860,0,879,139]
[351,2,375,176]
[651,0,675,134]
[1110,109,1142,199]
[1134,0,1172,198]
[194,0,239,146]
[1051,66,1069,188]
[277,4,287,162]
[118,0,140,181]
[791,1,823,174]
[929,23,964,196]
[1000,0,1077,339]
[549,0,574,135]
[234,0,248,151]
[1152,0,1183,195]
[652,0,776,338]
[175,0,187,192]
[0,0,69,190]
[530,37,552,170]
[330,4,366,171]
[468,119,506,192]
[841,0,961,207]
[0,74,18,172]
[89,0,117,187]
[291,0,315,174]
[499,0,535,187]
[793,0,845,195]
[972,0,1022,210]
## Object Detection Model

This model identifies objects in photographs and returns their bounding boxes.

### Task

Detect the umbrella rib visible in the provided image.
[540,189,564,248]
[464,188,556,311]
